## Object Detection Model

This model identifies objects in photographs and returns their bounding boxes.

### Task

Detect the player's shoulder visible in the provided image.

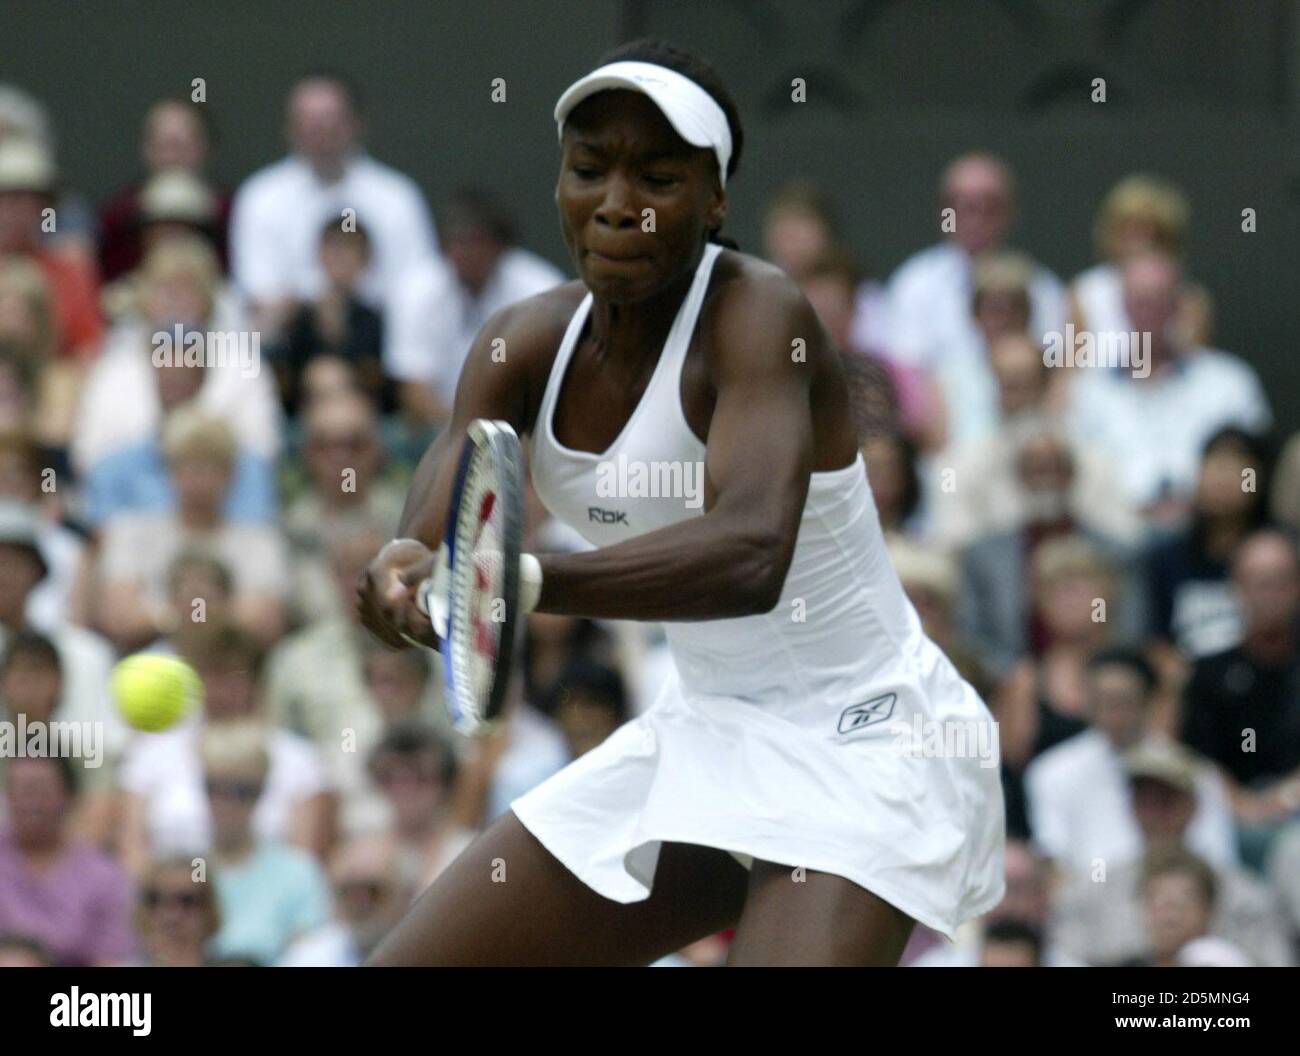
[704,247,819,340]
[474,279,588,358]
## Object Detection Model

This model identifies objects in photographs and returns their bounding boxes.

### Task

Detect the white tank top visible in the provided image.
[531,243,938,723]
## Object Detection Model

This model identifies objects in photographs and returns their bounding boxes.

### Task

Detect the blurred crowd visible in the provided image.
[0,70,1297,969]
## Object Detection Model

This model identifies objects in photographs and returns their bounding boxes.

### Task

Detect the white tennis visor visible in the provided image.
[554,60,733,187]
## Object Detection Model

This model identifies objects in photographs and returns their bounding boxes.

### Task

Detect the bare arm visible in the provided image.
[357,300,540,647]
[534,273,818,621]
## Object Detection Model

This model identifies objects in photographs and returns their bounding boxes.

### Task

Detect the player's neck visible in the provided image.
[586,263,698,370]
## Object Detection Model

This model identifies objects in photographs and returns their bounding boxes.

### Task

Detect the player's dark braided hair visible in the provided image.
[594,38,744,250]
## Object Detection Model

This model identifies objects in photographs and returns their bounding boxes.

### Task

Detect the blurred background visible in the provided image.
[0,0,1298,969]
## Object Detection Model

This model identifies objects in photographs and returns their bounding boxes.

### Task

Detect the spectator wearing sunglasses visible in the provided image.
[132,855,221,967]
[202,720,331,964]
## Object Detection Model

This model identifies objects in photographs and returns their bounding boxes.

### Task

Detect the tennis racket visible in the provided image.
[417,419,524,735]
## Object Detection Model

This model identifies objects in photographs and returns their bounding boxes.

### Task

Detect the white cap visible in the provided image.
[554,60,732,187]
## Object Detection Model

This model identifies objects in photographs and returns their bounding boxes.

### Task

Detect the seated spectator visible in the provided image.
[201,721,332,964]
[117,624,332,873]
[1068,174,1212,349]
[367,723,475,893]
[0,137,102,360]
[937,250,1046,448]
[102,169,242,330]
[280,392,406,617]
[0,502,124,765]
[1181,529,1300,850]
[361,640,438,727]
[0,254,83,451]
[1024,648,1236,872]
[1146,427,1272,670]
[132,855,222,967]
[267,220,389,415]
[551,656,631,759]
[978,919,1043,968]
[0,430,85,628]
[265,521,443,831]
[83,403,277,530]
[887,536,989,694]
[930,356,1141,552]
[887,153,1065,378]
[761,181,837,277]
[0,757,135,965]
[0,84,96,260]
[797,247,939,447]
[1067,250,1270,525]
[386,188,563,426]
[862,433,924,541]
[72,235,282,473]
[277,833,412,966]
[758,182,893,371]
[155,549,237,657]
[1129,849,1252,966]
[95,408,289,650]
[230,72,438,332]
[1050,740,1292,966]
[522,609,617,714]
[97,97,231,281]
[960,514,1144,685]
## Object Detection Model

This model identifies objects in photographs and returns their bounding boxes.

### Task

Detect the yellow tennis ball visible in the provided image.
[110,654,203,732]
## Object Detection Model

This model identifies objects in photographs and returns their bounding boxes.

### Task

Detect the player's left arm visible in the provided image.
[535,268,819,621]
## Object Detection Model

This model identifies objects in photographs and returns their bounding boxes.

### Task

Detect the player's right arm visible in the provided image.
[355,291,567,648]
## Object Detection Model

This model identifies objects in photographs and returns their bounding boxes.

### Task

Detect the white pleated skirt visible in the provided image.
[512,659,1006,940]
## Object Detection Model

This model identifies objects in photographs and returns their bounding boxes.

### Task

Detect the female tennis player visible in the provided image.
[357,39,1005,966]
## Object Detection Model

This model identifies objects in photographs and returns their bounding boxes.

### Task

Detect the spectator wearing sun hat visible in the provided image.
[0,137,102,359]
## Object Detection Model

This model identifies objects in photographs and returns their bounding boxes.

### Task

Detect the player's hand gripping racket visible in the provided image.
[417,419,527,735]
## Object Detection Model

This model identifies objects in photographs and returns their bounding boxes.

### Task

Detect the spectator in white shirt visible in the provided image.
[71,236,282,472]
[1067,250,1271,524]
[887,152,1066,376]
[385,189,564,426]
[229,72,437,333]
[1024,648,1237,874]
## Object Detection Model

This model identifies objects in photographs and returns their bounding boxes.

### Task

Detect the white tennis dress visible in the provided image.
[513,243,1005,937]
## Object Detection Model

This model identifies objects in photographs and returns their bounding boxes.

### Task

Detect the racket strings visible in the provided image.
[453,455,507,710]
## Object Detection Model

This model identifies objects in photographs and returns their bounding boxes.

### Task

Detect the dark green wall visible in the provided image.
[3,0,1297,428]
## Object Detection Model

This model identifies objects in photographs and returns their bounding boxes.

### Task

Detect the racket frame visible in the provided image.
[440,418,523,734]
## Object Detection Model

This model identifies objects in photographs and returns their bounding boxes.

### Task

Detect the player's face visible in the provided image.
[557,91,725,303]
